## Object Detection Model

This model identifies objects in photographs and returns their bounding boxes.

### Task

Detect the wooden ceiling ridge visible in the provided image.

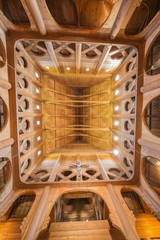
[45,41,61,74]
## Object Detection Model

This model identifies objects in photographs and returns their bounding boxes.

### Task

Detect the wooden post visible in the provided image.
[22,186,51,240]
[138,138,160,154]
[107,184,139,240]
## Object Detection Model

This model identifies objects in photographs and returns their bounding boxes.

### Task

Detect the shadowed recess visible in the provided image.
[0,96,8,132]
[80,0,113,29]
[146,33,160,75]
[0,157,10,195]
[144,156,160,196]
[144,95,160,138]
[125,0,160,35]
[46,0,78,28]
[1,0,30,26]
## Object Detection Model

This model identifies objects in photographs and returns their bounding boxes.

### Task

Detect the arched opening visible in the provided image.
[146,33,160,75]
[80,0,113,29]
[37,191,126,240]
[121,189,160,239]
[0,157,11,195]
[143,156,160,196]
[125,0,160,35]
[0,38,6,68]
[0,97,8,132]
[1,194,36,222]
[1,0,30,27]
[46,0,78,28]
[144,95,160,137]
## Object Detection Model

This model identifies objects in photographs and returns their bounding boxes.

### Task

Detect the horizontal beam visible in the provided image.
[141,77,160,93]
[0,78,11,90]
[47,115,108,118]
[19,129,42,141]
[0,138,14,150]
[44,101,109,107]
[16,65,42,87]
[17,88,42,102]
[138,138,160,153]
[113,114,135,118]
[18,112,43,117]
[114,68,136,88]
[111,128,134,141]
[20,142,43,164]
[112,142,134,160]
[44,99,110,104]
[114,90,136,102]
[45,72,111,79]
[47,134,109,142]
[44,87,109,98]
[45,127,110,131]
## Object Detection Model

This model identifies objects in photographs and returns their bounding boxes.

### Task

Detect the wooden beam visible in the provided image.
[0,138,14,150]
[26,0,46,35]
[44,100,110,104]
[111,129,134,141]
[76,43,81,74]
[50,115,108,118]
[114,90,136,102]
[95,45,112,74]
[22,187,51,240]
[110,0,135,39]
[18,112,43,117]
[114,48,136,76]
[45,41,61,73]
[16,65,42,87]
[45,71,111,79]
[107,185,139,240]
[113,114,135,118]
[45,127,110,131]
[0,78,11,90]
[138,138,160,154]
[44,87,109,98]
[19,129,42,141]
[112,142,134,160]
[141,77,160,93]
[20,142,43,164]
[17,88,42,102]
[114,68,136,88]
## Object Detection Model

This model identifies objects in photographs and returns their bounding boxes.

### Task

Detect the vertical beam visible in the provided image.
[76,43,81,74]
[107,184,139,240]
[95,45,111,74]
[110,0,135,39]
[45,41,61,74]
[26,0,46,35]
[7,34,19,188]
[22,187,51,240]
[134,42,144,183]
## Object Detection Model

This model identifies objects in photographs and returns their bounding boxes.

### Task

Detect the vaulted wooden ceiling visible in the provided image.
[0,0,160,38]
[19,39,132,87]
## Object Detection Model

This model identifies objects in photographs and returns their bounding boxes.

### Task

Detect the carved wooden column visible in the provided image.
[22,186,51,240]
[107,184,140,240]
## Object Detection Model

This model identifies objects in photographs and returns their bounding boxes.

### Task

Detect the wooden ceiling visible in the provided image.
[20,39,132,87]
[0,0,159,39]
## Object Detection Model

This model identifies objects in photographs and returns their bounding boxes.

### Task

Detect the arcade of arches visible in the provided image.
[0,0,160,240]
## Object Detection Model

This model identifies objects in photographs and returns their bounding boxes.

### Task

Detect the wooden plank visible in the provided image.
[17,88,42,102]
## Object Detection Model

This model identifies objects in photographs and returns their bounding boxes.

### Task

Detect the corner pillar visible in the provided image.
[107,184,139,240]
[22,186,51,240]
